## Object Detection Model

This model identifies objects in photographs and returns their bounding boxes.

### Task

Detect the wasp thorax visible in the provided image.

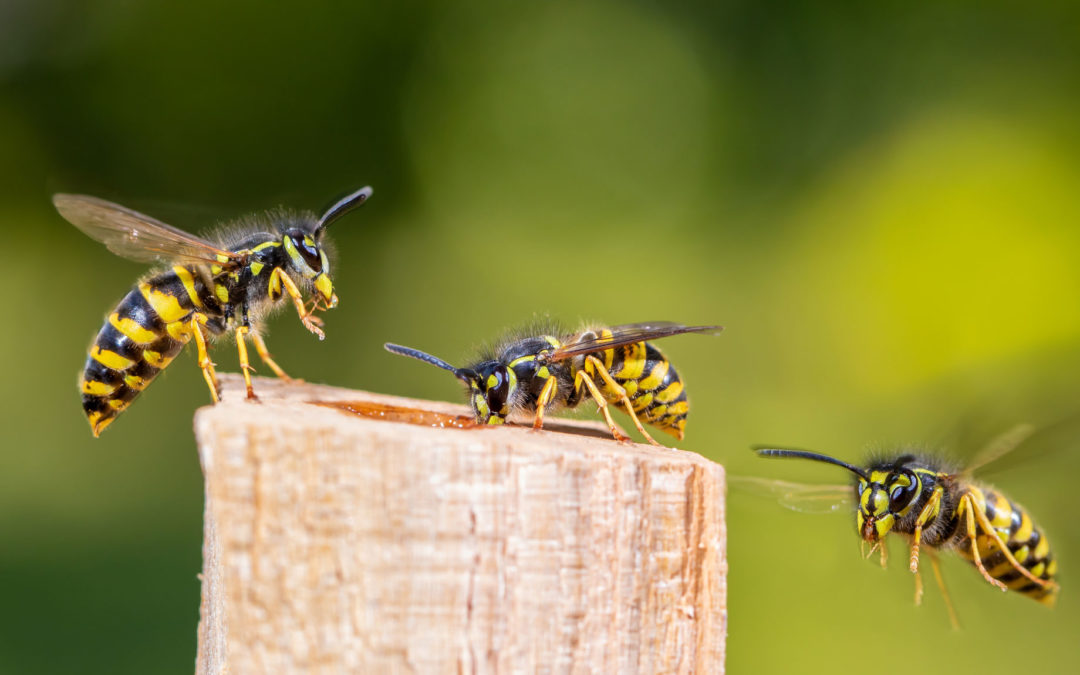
[467,362,517,425]
[856,468,920,541]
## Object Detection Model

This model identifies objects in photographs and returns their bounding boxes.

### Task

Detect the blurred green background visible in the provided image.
[2,0,1079,672]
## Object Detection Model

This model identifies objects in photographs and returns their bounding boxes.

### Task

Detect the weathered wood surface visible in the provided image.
[194,374,726,674]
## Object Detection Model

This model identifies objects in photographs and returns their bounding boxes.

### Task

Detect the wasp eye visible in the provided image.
[291,235,323,272]
[485,367,510,413]
[888,473,916,511]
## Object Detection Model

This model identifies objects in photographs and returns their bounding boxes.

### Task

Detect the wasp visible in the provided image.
[384,322,720,446]
[748,424,1059,627]
[56,186,373,436]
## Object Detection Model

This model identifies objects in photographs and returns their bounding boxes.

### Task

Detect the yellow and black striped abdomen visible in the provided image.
[591,339,690,439]
[81,266,220,436]
[954,486,1058,605]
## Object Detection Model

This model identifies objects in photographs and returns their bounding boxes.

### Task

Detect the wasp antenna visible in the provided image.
[317,186,373,232]
[755,447,869,480]
[384,343,472,382]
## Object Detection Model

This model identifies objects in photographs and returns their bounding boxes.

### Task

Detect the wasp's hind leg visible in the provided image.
[250,331,296,383]
[970,495,1059,592]
[573,370,630,443]
[960,493,1008,592]
[584,355,662,447]
[190,314,220,403]
[928,551,960,630]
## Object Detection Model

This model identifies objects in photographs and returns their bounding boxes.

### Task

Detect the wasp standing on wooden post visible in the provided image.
[384,322,720,446]
[56,186,373,436]
[748,424,1059,628]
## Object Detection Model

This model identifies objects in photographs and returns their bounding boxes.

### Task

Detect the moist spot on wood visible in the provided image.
[312,400,479,429]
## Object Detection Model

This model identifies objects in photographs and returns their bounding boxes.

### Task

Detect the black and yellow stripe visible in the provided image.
[587,330,690,439]
[81,265,220,436]
[950,486,1058,605]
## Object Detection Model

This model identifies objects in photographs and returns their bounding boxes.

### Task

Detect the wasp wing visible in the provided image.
[960,423,1036,477]
[730,476,854,514]
[54,193,240,266]
[547,322,721,362]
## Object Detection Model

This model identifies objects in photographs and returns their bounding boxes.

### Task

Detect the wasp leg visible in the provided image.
[532,375,558,430]
[190,314,220,403]
[971,496,1058,591]
[914,564,924,606]
[909,485,944,574]
[928,552,960,630]
[250,332,295,382]
[584,355,662,447]
[573,369,630,443]
[960,493,1008,591]
[234,326,258,400]
[270,268,325,339]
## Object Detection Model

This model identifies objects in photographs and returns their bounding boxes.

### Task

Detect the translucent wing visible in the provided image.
[54,193,240,266]
[961,423,1036,477]
[730,476,854,514]
[548,322,721,362]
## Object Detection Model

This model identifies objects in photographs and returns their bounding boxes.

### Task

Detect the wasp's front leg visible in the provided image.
[269,268,325,339]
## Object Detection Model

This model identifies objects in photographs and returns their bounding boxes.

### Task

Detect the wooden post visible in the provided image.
[194,374,727,674]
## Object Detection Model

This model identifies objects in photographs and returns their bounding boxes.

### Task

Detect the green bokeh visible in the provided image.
[2,1,1079,672]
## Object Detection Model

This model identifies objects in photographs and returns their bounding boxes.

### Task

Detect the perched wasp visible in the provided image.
[56,186,373,436]
[384,321,720,446]
[748,424,1059,627]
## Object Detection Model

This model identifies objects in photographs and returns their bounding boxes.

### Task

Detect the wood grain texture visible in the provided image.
[195,374,726,674]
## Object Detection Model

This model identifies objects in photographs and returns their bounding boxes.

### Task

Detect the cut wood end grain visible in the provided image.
[195,373,727,674]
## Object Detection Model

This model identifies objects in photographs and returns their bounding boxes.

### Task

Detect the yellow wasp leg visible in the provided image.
[190,314,219,403]
[971,497,1058,590]
[960,493,1008,591]
[573,369,630,442]
[879,540,888,569]
[250,332,294,382]
[532,375,558,430]
[271,268,325,339]
[584,355,662,447]
[914,565,924,606]
[235,326,257,400]
[909,485,944,574]
[928,552,960,630]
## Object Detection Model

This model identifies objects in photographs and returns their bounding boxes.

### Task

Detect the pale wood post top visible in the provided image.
[195,374,727,674]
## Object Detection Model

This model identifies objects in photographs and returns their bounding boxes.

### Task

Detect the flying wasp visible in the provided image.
[384,321,720,446]
[56,186,373,436]
[747,424,1059,627]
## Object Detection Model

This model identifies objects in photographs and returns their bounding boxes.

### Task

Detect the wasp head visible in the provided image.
[856,459,921,542]
[282,228,336,307]
[383,343,518,425]
[282,186,372,309]
[462,361,518,425]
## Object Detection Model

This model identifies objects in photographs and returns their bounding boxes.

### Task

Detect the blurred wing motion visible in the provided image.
[54,193,240,266]
[961,423,1036,477]
[730,476,853,514]
[548,322,722,362]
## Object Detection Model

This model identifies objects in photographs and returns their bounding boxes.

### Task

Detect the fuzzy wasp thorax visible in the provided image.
[385,322,720,446]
